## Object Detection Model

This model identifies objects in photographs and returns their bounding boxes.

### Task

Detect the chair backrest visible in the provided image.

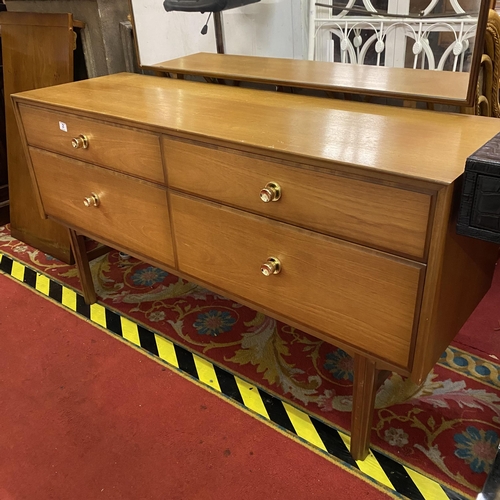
[476,8,500,115]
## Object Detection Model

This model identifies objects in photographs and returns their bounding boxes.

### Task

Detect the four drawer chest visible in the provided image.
[12,72,500,460]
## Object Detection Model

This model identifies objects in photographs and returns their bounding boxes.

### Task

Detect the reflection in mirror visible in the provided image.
[129,0,490,105]
[130,0,311,63]
[310,0,482,73]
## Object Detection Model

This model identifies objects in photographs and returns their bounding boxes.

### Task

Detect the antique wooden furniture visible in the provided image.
[12,72,500,461]
[0,12,83,263]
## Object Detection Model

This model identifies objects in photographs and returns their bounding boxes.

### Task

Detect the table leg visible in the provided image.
[68,228,97,305]
[350,354,385,460]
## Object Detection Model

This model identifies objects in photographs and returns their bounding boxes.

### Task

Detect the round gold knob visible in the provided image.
[260,182,281,203]
[72,134,89,149]
[261,257,281,276]
[83,193,99,208]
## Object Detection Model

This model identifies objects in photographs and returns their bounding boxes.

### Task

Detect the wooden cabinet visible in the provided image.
[11,72,500,461]
[1,12,79,262]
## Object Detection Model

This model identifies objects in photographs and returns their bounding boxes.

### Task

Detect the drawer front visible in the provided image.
[164,138,431,260]
[20,104,164,183]
[30,147,175,267]
[171,193,424,367]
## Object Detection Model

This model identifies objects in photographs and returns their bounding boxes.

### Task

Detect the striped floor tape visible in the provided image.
[0,251,470,500]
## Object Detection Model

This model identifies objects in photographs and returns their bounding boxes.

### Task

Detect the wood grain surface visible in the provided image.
[13,73,500,186]
[164,137,431,259]
[152,52,471,104]
[20,104,164,184]
[2,12,75,262]
[171,192,424,367]
[29,147,175,267]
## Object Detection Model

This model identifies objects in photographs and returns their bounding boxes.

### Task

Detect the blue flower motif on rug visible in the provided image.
[454,426,499,473]
[193,310,236,337]
[440,347,500,388]
[131,266,169,287]
[324,349,354,381]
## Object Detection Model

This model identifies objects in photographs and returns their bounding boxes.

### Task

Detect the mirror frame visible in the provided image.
[129,0,492,107]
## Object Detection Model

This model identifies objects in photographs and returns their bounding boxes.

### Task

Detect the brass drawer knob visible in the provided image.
[83,193,100,208]
[72,134,89,149]
[260,182,281,203]
[261,257,281,276]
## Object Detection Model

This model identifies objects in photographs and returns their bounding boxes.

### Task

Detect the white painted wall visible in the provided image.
[131,0,309,67]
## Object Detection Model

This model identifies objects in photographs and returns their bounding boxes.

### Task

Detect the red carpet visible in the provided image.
[453,261,500,361]
[1,224,499,499]
[0,273,394,500]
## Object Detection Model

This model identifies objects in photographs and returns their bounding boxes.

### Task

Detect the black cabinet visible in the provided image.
[457,133,500,244]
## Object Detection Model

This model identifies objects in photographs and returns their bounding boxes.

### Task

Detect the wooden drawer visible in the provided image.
[171,193,424,367]
[19,104,164,183]
[29,147,175,267]
[163,138,432,260]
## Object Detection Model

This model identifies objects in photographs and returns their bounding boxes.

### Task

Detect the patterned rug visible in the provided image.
[1,224,498,500]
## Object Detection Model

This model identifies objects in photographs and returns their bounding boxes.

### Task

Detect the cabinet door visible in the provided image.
[2,12,75,262]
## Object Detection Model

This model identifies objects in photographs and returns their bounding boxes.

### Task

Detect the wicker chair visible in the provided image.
[476,8,500,116]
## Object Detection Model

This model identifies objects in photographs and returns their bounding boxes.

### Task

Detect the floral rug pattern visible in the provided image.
[1,225,499,499]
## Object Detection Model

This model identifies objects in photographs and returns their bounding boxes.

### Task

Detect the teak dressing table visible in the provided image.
[12,71,500,461]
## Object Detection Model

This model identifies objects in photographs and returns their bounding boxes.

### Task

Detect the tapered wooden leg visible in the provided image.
[350,354,380,461]
[68,228,97,305]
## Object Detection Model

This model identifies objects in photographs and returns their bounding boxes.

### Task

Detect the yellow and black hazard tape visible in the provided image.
[0,251,469,500]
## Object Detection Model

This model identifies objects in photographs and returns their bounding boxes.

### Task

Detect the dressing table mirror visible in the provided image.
[129,0,490,105]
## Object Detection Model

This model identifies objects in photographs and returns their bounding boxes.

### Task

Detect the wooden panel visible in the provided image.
[0,182,9,225]
[0,11,75,27]
[0,66,7,193]
[411,184,499,383]
[171,192,424,367]
[13,73,500,186]
[1,12,74,262]
[29,147,175,267]
[164,138,431,259]
[152,53,471,105]
[20,105,164,184]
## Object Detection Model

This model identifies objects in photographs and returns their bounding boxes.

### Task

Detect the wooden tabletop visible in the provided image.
[151,52,472,105]
[13,72,500,185]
